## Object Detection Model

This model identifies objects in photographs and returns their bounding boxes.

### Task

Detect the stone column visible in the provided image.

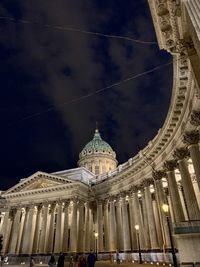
[32,205,42,254]
[84,202,90,252]
[121,195,131,251]
[39,204,49,253]
[1,209,11,255]
[0,214,3,234]
[47,203,56,253]
[115,197,123,251]
[128,192,137,250]
[174,148,200,219]
[140,187,151,249]
[97,200,104,252]
[70,198,78,252]
[19,207,29,253]
[143,180,159,249]
[89,207,94,251]
[177,182,188,219]
[183,130,200,189]
[153,171,171,248]
[152,197,163,248]
[164,160,185,222]
[16,208,26,254]
[54,202,63,253]
[109,198,116,252]
[77,201,85,253]
[21,206,37,254]
[131,187,145,249]
[9,208,22,254]
[191,174,200,209]
[62,201,69,253]
[103,200,109,251]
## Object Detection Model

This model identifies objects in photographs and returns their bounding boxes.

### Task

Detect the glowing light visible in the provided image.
[162,204,169,213]
[94,232,98,238]
[135,224,139,230]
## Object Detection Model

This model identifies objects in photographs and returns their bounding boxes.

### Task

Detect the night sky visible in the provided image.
[0,0,172,190]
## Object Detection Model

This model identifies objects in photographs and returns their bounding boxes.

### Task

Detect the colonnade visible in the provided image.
[0,130,200,256]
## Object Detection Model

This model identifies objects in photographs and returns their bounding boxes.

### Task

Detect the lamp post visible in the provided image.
[94,232,98,261]
[162,204,177,267]
[135,224,142,264]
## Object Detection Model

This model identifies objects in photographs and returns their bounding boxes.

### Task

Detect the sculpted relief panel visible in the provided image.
[21,178,62,191]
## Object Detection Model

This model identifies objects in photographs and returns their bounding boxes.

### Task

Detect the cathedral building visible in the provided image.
[0,0,200,266]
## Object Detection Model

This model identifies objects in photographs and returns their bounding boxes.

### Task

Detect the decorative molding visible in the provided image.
[183,130,200,145]
[152,170,166,180]
[190,110,200,126]
[173,147,189,160]
[164,160,178,171]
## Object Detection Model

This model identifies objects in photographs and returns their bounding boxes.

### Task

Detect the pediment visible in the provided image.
[21,177,62,191]
[5,171,74,194]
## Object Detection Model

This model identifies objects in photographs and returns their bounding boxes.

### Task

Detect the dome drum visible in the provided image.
[78,128,117,175]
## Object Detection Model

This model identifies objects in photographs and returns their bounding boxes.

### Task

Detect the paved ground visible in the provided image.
[95,262,167,267]
[4,262,170,267]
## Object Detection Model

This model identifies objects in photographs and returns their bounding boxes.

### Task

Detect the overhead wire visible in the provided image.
[0,16,174,127]
[0,16,158,45]
[7,60,173,127]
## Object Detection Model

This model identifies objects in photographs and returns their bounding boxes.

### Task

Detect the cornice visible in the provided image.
[3,182,88,200]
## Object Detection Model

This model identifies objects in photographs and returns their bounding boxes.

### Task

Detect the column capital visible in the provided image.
[183,130,199,145]
[190,110,200,126]
[96,199,103,205]
[36,204,43,211]
[49,202,56,211]
[119,191,127,199]
[108,195,116,202]
[173,147,189,160]
[102,198,109,206]
[152,170,166,180]
[130,185,139,193]
[137,183,144,191]
[63,200,70,206]
[164,160,178,171]
[142,178,154,187]
[42,202,49,208]
[71,197,79,204]
[78,201,85,207]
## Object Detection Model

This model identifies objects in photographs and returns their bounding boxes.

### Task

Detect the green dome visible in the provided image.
[79,129,116,159]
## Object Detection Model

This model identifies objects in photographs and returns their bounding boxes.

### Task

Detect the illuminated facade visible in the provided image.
[0,0,200,265]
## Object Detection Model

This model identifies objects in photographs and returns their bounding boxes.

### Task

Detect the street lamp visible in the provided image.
[94,232,98,261]
[135,224,142,264]
[162,204,177,267]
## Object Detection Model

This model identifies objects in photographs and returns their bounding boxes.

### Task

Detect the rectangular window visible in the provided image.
[102,165,106,173]
[95,165,99,175]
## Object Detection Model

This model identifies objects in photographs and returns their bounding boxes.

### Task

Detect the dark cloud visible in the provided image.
[0,0,172,189]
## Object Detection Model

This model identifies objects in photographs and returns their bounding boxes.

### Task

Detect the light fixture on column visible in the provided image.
[162,204,177,267]
[94,232,99,261]
[135,224,142,264]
